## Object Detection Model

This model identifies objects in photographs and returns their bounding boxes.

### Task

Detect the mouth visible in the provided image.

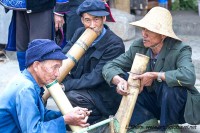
[143,39,148,43]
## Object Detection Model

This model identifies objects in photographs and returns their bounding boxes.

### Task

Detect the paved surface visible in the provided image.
[0,10,200,132]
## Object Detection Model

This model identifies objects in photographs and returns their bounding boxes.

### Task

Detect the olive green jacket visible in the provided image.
[102,37,197,91]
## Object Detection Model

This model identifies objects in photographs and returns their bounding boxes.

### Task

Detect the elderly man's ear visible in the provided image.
[32,61,40,72]
[162,35,167,40]
[103,16,106,22]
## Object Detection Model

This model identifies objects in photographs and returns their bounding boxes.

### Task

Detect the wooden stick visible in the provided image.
[113,53,149,133]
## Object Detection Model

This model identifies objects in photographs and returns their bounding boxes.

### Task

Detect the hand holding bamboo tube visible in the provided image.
[112,53,149,133]
[45,80,90,131]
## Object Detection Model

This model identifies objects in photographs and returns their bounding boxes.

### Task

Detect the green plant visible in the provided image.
[171,0,180,10]
[172,0,198,12]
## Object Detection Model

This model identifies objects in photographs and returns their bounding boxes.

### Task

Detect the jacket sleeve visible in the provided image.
[55,0,69,13]
[102,43,136,86]
[16,88,66,133]
[165,45,196,88]
[62,40,125,91]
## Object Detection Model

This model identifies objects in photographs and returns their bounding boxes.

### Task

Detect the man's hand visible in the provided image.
[63,107,91,127]
[54,13,65,31]
[112,75,129,96]
[132,72,156,93]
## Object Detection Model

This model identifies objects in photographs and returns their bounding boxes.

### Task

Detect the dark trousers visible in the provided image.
[65,90,103,124]
[65,6,83,41]
[16,9,53,51]
[130,82,187,128]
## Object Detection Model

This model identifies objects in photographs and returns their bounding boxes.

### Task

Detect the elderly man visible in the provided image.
[102,7,197,133]
[61,0,125,124]
[0,39,90,132]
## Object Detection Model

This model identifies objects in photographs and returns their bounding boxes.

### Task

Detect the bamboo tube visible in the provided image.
[113,53,149,133]
[74,117,114,133]
[42,28,98,101]
[44,28,98,132]
[45,80,80,131]
[58,29,98,82]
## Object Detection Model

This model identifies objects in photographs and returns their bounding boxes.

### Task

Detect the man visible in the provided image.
[0,39,90,132]
[102,7,197,133]
[61,0,125,124]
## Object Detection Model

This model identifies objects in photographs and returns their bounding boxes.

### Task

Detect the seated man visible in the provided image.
[0,39,90,132]
[61,0,125,124]
[102,7,197,133]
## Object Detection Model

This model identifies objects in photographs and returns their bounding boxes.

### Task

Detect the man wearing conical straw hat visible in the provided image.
[103,7,198,133]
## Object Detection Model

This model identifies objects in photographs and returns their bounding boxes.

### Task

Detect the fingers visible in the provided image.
[54,15,65,31]
[74,107,92,120]
[75,108,91,127]
[116,82,129,96]
[55,23,63,31]
[131,74,142,80]
[80,123,90,127]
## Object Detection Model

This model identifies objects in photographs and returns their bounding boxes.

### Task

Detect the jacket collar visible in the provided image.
[92,24,110,49]
[22,69,42,95]
[146,37,176,72]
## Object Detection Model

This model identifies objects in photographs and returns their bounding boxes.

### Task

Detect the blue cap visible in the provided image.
[25,39,67,67]
[77,0,109,16]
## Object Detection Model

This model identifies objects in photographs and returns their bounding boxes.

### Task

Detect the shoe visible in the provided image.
[165,124,181,133]
[127,118,159,133]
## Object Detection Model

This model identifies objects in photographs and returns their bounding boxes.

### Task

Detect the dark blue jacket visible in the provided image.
[62,25,125,116]
[0,0,56,13]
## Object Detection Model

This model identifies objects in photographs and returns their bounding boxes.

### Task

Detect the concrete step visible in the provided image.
[172,10,200,36]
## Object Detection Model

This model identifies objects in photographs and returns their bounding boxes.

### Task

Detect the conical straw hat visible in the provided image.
[130,7,181,41]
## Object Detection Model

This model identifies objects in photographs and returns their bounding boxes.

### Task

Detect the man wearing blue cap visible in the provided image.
[0,39,90,132]
[61,0,125,124]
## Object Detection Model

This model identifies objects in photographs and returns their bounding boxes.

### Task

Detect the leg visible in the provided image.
[66,6,83,41]
[130,87,160,126]
[16,11,29,71]
[29,9,53,42]
[155,82,187,128]
[65,90,102,124]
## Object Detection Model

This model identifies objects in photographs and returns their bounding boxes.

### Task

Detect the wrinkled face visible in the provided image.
[141,28,163,48]
[81,13,106,35]
[34,60,62,85]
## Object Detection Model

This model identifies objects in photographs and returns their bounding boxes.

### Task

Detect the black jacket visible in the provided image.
[26,0,56,13]
[54,0,84,13]
[62,25,125,116]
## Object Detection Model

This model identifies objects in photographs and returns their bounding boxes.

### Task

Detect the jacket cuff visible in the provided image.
[54,12,64,16]
[103,71,125,86]
[55,2,70,13]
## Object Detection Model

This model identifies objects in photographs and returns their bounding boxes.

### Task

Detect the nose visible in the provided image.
[89,20,95,29]
[54,68,60,78]
[142,29,147,38]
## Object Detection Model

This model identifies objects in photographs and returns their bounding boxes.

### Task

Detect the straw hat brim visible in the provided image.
[130,20,181,41]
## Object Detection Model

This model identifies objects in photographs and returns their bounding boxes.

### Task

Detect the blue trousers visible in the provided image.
[130,82,187,128]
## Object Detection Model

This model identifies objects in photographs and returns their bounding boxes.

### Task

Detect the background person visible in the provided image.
[0,0,61,71]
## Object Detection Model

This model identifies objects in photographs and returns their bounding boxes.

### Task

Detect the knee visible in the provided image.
[65,90,81,104]
[160,82,187,103]
[65,90,75,99]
